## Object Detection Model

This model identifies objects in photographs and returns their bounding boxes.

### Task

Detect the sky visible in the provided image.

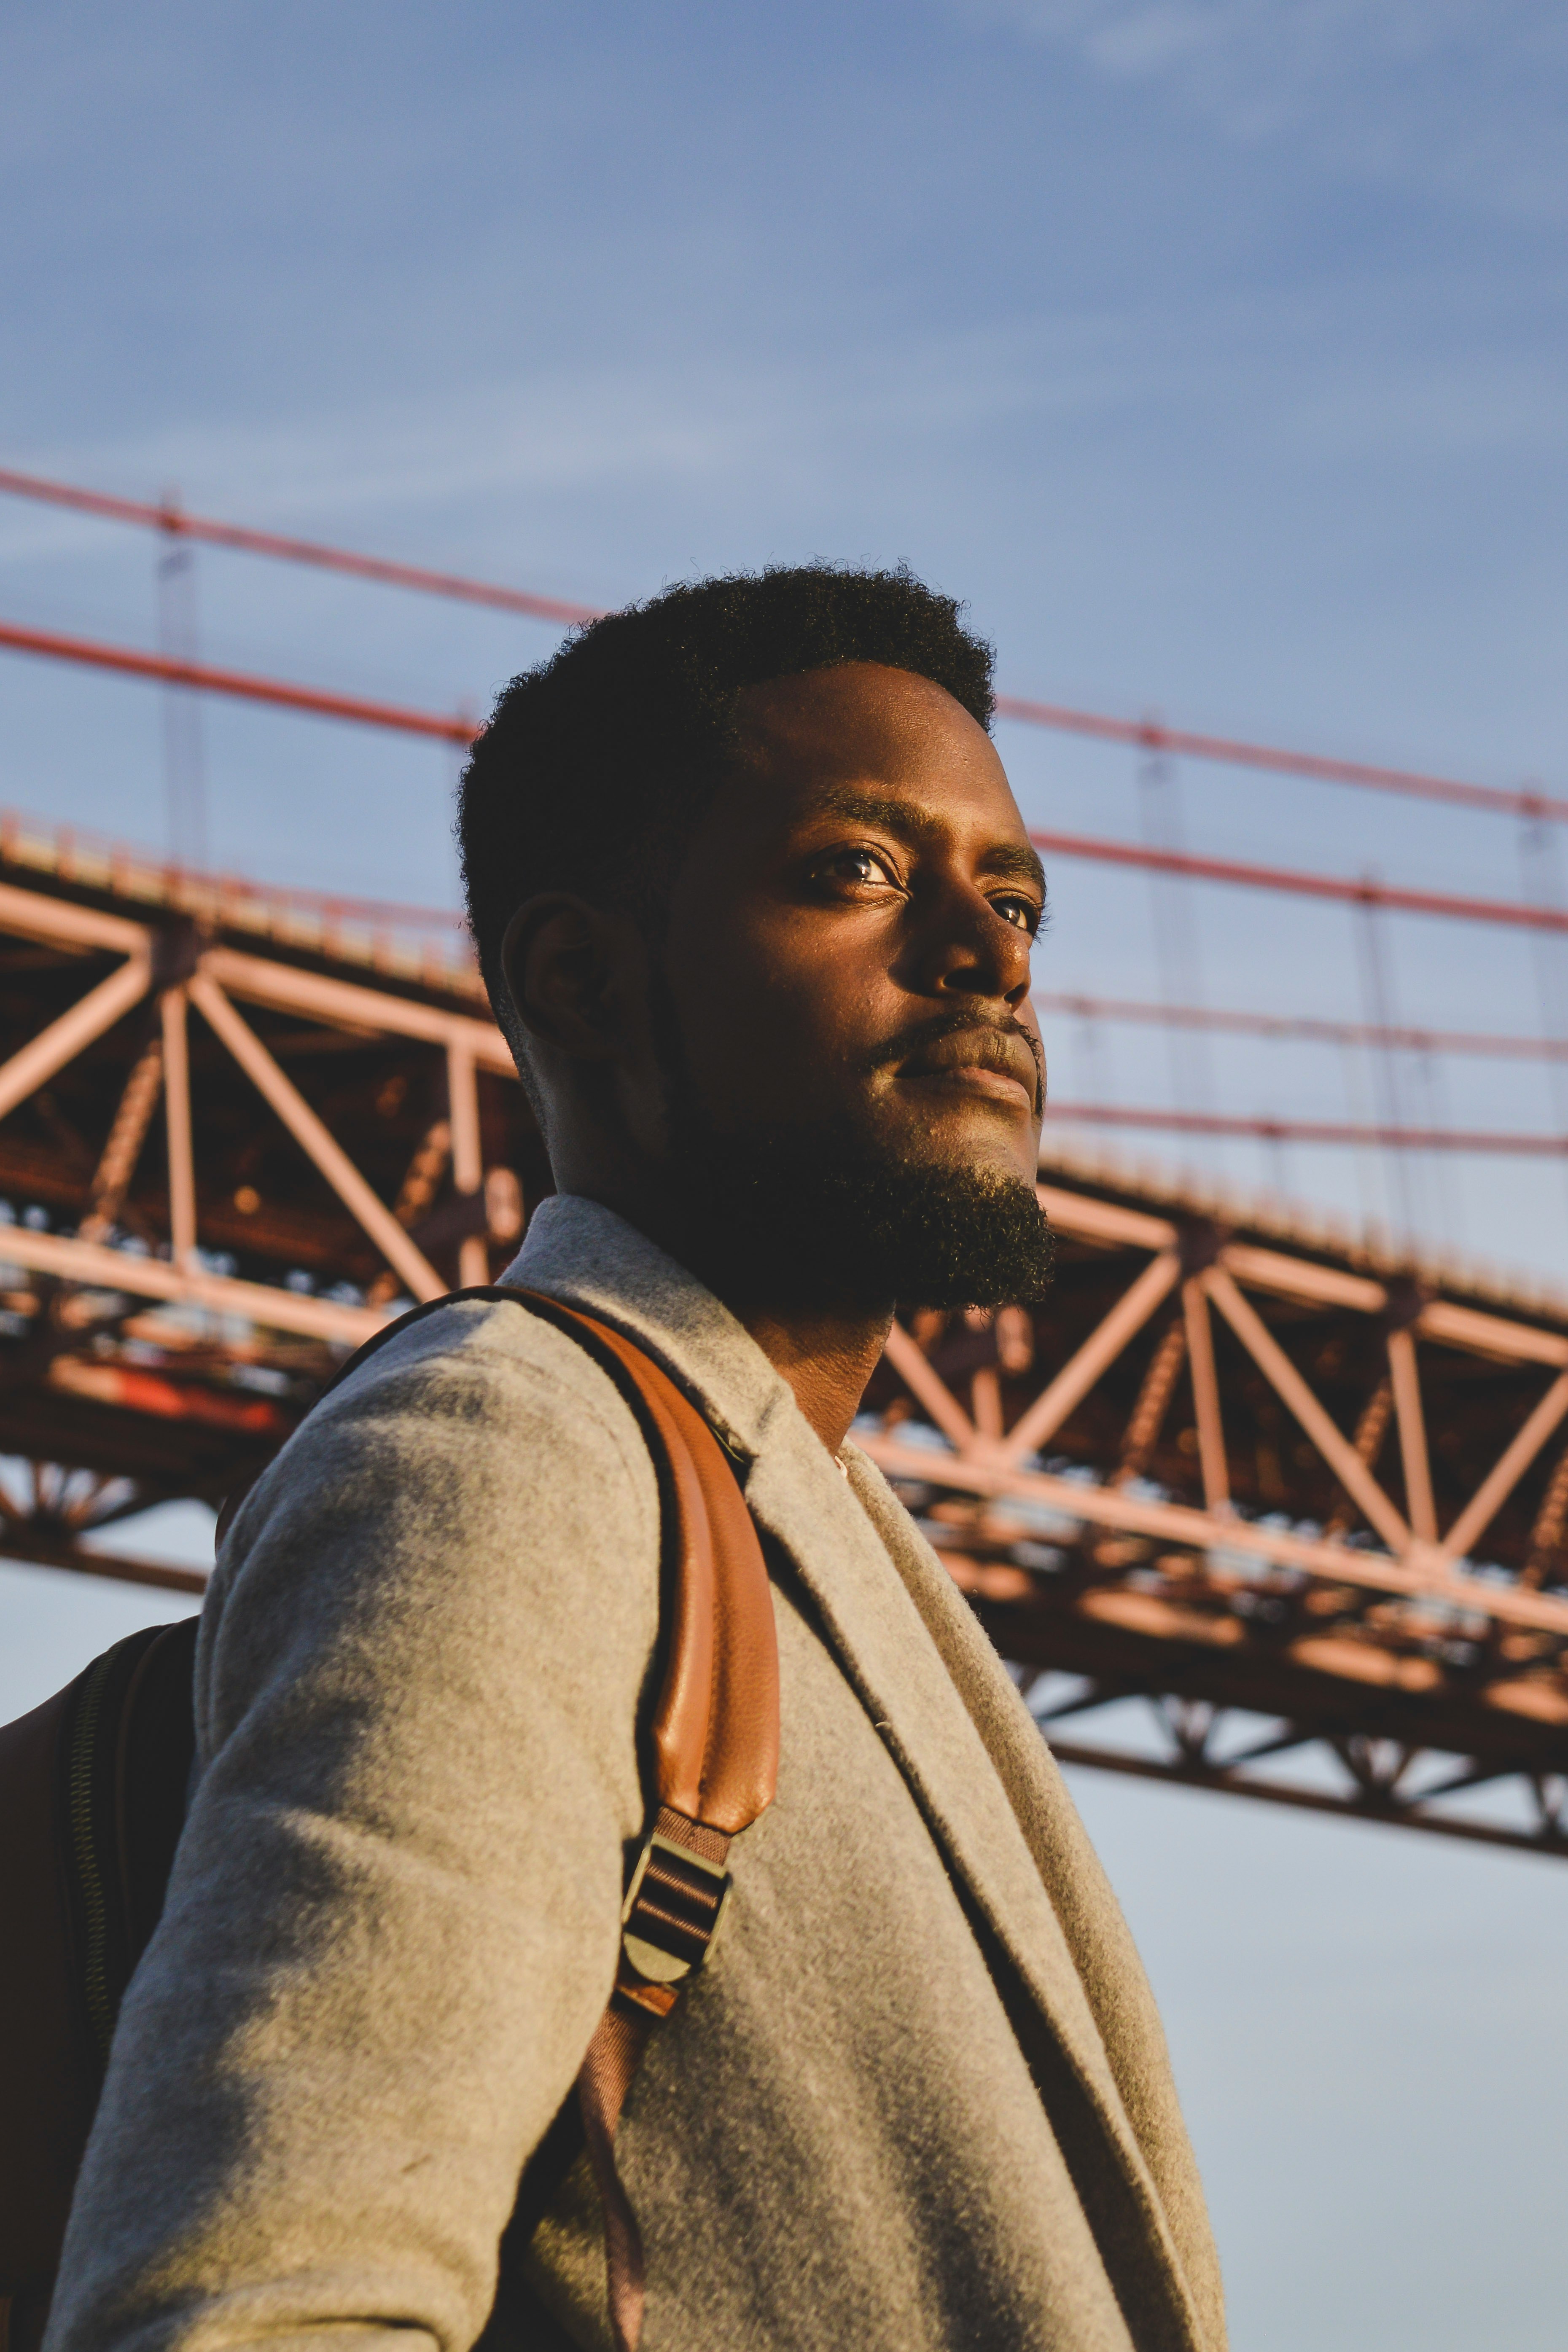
[4,0,1568,1267]
[2,5,1566,2345]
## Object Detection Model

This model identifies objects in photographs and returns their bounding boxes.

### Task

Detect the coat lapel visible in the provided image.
[739,1430,1205,2341]
[745,1428,1131,2094]
[508,1199,1210,2349]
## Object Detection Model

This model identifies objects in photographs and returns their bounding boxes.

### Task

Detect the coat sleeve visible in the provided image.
[43,1301,662,2352]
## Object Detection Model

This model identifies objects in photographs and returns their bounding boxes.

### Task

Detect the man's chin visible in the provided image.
[881,1131,1044,1198]
[669,1124,1055,1313]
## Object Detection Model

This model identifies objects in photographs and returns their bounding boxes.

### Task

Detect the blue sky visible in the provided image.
[3,8,1567,2345]
[4,0,1567,1266]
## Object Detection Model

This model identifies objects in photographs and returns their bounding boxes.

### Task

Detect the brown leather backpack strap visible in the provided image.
[576,2002,658,2351]
[542,1302,780,1835]
[500,1295,778,2352]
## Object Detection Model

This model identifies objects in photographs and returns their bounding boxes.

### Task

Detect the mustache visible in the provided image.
[864,1008,1045,1113]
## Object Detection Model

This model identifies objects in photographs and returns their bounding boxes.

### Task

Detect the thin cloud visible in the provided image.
[956,0,1568,218]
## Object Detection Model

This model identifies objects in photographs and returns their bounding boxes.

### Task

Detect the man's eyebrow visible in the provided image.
[812,786,1047,899]
[985,842,1049,897]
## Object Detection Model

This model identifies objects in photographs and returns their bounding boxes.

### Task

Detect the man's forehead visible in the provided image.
[733,667,1033,861]
[737,665,1006,792]
[735,659,981,753]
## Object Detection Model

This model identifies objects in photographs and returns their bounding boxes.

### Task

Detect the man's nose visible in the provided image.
[924,890,1033,1006]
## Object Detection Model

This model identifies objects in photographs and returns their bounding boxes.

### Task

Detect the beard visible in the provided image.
[667,1127,1055,1312]
[651,992,1054,1315]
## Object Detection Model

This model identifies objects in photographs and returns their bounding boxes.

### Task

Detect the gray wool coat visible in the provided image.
[44,1197,1226,2352]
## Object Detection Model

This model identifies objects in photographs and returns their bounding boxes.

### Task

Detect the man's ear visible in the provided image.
[498,893,642,1064]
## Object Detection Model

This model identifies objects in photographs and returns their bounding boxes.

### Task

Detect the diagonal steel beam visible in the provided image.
[1523,1442,1568,1587]
[881,1321,976,1452]
[0,951,149,1123]
[1001,1249,1182,1464]
[187,971,444,1302]
[1436,1371,1568,1568]
[446,1038,488,1291]
[160,986,197,1271]
[1114,1315,1187,1485]
[79,1033,163,1240]
[1387,1328,1438,1544]
[1203,1264,1412,1556]
[1182,1277,1230,1513]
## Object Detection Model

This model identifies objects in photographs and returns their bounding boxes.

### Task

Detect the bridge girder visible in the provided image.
[2,818,1566,1855]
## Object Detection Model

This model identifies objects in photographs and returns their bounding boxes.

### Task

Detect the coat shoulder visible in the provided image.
[221,1290,661,1573]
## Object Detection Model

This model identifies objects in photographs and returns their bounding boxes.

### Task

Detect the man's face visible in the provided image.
[658,661,1046,1193]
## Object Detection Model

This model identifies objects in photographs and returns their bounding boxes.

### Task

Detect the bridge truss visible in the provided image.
[3,820,1567,1858]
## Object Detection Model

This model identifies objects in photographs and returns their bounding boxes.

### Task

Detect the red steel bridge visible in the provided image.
[2,466,1566,1861]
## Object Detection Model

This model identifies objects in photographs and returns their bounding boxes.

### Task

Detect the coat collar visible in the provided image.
[508,1196,1206,2347]
[509,1193,793,1465]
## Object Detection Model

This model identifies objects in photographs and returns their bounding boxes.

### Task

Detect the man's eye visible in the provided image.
[992,895,1041,935]
[822,849,891,887]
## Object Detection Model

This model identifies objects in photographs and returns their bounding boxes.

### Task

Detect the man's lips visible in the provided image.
[895,1027,1041,1112]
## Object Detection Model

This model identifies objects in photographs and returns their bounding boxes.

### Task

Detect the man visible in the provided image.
[47,566,1225,2352]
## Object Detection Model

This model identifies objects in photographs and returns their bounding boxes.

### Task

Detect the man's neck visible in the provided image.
[727,1303,893,1457]
[553,1173,890,1455]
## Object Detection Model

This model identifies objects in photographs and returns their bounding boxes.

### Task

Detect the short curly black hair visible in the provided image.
[456,561,994,1031]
